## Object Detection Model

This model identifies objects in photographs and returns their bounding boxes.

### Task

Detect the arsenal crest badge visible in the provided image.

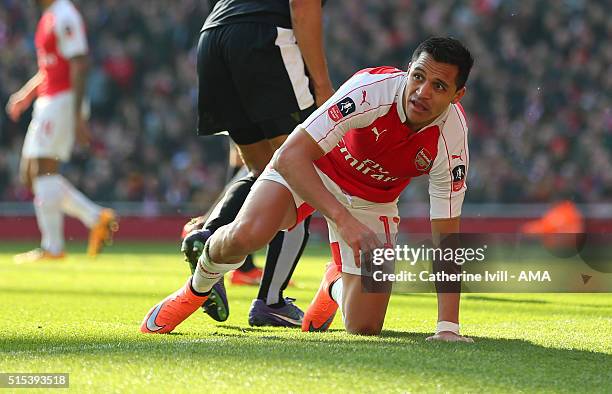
[414,148,433,172]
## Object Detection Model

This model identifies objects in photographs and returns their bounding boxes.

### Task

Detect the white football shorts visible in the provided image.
[259,165,400,275]
[22,91,75,162]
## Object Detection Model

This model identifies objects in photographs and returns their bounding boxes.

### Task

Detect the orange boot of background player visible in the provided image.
[521,201,584,251]
[521,201,584,234]
[88,209,119,257]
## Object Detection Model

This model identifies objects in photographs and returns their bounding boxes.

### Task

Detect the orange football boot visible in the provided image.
[230,267,296,287]
[88,208,119,257]
[140,277,208,334]
[521,201,584,251]
[14,248,65,264]
[302,262,341,332]
[522,201,584,234]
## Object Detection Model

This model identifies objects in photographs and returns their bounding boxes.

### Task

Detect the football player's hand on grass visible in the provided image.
[426,331,474,343]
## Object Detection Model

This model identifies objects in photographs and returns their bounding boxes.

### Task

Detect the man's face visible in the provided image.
[404,52,465,130]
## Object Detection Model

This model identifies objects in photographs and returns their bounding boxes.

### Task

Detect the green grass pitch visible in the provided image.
[0,241,610,393]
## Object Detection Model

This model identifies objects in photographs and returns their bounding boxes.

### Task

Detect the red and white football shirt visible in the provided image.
[35,0,88,97]
[303,66,469,219]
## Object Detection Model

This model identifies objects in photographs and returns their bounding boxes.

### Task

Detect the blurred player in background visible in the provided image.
[142,37,474,342]
[178,0,334,327]
[6,0,117,263]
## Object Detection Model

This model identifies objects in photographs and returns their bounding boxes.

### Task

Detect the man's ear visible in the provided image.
[452,86,466,104]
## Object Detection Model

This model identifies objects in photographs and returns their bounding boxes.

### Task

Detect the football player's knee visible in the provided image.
[345,321,383,336]
[230,223,268,254]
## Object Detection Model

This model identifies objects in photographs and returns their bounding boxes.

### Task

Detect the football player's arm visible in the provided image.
[427,217,472,342]
[70,54,90,145]
[290,0,334,106]
[276,71,389,264]
[426,119,472,342]
[56,7,89,145]
[272,128,381,266]
[5,72,43,122]
[70,55,88,116]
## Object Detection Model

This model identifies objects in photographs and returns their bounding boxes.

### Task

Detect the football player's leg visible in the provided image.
[305,198,398,335]
[179,140,282,321]
[244,115,316,324]
[192,133,275,238]
[258,217,308,305]
[203,171,259,234]
[191,180,298,294]
[142,178,298,334]
[186,139,271,274]
[51,173,118,257]
[19,156,33,191]
[195,25,275,236]
[140,277,210,334]
[58,176,102,229]
[42,103,115,252]
[340,273,391,336]
[307,240,390,335]
[28,158,65,258]
[249,217,309,327]
[193,128,278,246]
[226,150,258,274]
[211,17,314,242]
[16,104,67,261]
[202,134,285,236]
[339,207,397,335]
[302,260,341,332]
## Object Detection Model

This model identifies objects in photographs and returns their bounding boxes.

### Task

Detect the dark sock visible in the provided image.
[238,254,256,272]
[204,174,256,233]
[258,217,310,305]
[203,169,258,273]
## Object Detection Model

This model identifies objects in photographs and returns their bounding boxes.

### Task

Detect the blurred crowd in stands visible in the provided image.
[1,0,610,214]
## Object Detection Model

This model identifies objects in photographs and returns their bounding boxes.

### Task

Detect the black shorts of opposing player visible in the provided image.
[196,23,316,145]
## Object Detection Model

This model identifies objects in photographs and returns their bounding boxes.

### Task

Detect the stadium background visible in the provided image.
[0,0,611,239]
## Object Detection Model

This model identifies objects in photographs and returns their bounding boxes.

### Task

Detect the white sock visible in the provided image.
[33,175,65,255]
[192,242,244,293]
[57,175,101,228]
[330,278,343,316]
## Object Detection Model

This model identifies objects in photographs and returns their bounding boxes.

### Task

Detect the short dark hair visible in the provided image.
[411,37,474,90]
